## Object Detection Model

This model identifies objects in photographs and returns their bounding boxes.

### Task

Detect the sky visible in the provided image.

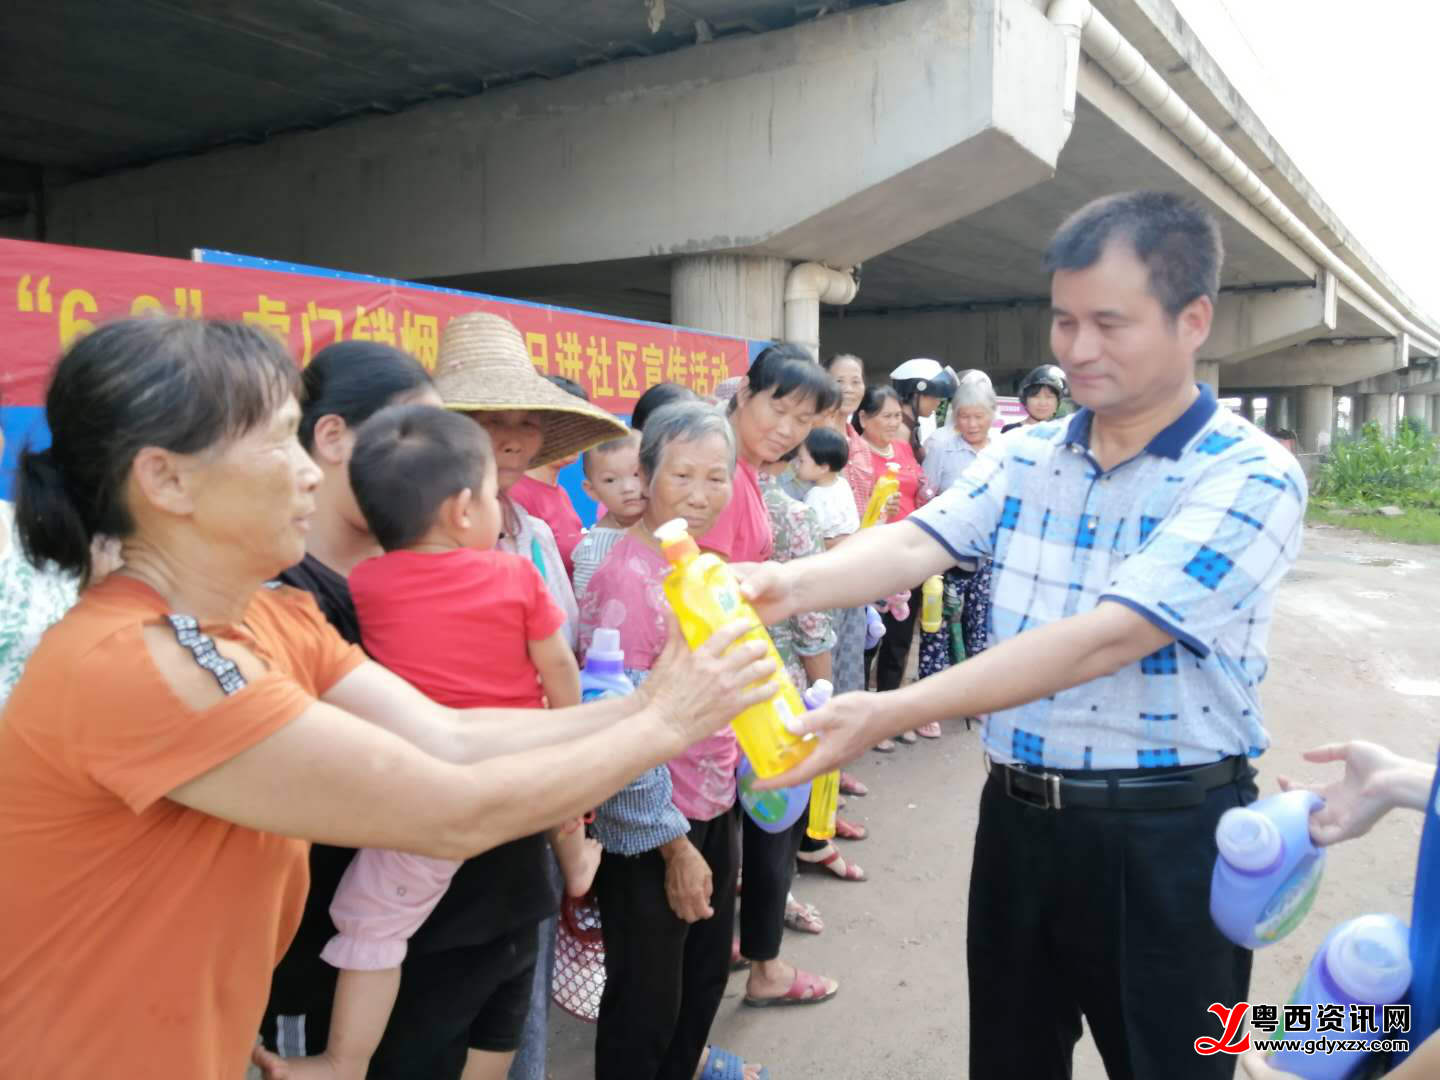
[1169,0,1440,323]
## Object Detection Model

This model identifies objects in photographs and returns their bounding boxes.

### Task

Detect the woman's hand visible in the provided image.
[882,490,901,521]
[732,560,799,625]
[640,611,776,748]
[754,691,884,789]
[1277,741,1422,846]
[659,836,714,922]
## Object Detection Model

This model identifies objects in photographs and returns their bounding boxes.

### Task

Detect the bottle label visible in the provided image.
[581,688,621,702]
[1255,852,1324,944]
[715,583,739,616]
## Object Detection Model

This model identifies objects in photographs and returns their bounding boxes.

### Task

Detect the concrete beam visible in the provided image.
[42,0,1069,281]
[1342,355,1440,395]
[821,304,1052,382]
[1201,274,1337,363]
[1220,338,1408,391]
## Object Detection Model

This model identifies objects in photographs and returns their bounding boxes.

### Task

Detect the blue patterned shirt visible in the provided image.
[909,386,1306,770]
[590,669,692,856]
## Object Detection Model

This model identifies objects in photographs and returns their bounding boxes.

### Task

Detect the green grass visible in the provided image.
[1308,504,1440,545]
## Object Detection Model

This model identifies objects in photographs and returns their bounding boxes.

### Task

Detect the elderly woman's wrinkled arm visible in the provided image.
[323,610,750,765]
[166,621,775,860]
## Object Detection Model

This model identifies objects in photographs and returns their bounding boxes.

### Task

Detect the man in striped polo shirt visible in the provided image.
[742,190,1307,1079]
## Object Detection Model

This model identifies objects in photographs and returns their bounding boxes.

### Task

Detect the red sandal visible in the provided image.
[833,816,867,841]
[839,772,869,797]
[797,845,866,881]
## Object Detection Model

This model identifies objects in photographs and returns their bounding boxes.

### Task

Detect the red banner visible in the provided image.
[0,238,750,413]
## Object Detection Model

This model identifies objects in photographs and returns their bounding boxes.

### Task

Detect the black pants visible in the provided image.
[866,585,920,692]
[739,811,806,961]
[968,765,1258,1080]
[594,807,740,1080]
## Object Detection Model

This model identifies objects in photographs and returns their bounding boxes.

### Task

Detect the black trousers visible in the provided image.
[739,811,807,962]
[968,765,1258,1080]
[866,585,921,692]
[593,807,740,1080]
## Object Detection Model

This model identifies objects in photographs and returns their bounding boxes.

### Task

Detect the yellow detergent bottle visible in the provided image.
[655,518,813,778]
[803,681,840,841]
[920,574,944,633]
[860,462,901,529]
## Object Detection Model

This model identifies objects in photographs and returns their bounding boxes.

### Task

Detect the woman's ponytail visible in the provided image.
[15,446,94,583]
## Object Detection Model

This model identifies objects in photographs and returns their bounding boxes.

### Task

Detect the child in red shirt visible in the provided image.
[272,403,599,1080]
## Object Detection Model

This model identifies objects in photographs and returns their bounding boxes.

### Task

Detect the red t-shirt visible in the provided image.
[698,458,775,562]
[510,475,584,575]
[868,439,923,520]
[350,548,566,709]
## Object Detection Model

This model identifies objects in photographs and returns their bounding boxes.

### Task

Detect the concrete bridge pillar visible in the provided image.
[1362,393,1396,436]
[1428,395,1440,435]
[1404,392,1429,428]
[1295,386,1335,454]
[671,256,789,342]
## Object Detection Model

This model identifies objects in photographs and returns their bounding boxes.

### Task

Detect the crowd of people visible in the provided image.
[0,188,1436,1080]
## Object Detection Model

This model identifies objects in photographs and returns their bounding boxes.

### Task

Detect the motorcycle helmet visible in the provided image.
[1018,364,1067,402]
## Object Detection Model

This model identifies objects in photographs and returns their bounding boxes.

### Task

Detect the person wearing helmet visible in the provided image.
[890,358,958,458]
[1002,364,1067,433]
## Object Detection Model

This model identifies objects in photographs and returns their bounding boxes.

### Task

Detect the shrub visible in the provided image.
[1315,421,1440,506]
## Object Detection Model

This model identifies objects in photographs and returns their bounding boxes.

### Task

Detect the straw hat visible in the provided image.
[435,312,627,467]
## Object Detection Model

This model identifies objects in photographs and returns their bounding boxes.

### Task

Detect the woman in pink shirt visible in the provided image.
[855,385,931,737]
[710,346,847,1010]
[579,401,764,1080]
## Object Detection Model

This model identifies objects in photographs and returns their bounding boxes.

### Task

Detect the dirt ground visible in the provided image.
[544,521,1440,1079]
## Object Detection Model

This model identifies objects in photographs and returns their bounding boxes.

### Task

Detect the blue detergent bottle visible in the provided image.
[1269,914,1412,1079]
[1210,789,1327,948]
[581,628,634,702]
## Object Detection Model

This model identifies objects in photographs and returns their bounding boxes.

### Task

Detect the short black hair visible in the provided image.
[349,404,492,551]
[1044,190,1223,319]
[804,426,849,472]
[298,341,433,451]
[546,374,589,401]
[631,382,697,431]
[16,318,299,582]
[740,343,840,415]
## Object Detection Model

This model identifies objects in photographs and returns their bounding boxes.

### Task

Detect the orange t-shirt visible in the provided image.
[0,575,365,1080]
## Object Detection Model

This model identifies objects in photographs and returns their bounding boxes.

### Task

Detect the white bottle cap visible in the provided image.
[589,627,623,662]
[804,679,834,709]
[1215,807,1283,872]
[654,518,690,543]
[1327,915,1412,1004]
[886,462,901,474]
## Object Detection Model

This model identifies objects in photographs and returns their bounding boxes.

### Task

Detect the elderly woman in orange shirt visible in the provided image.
[0,317,772,1080]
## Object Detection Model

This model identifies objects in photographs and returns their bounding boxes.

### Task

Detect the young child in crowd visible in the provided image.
[570,431,646,600]
[510,374,589,574]
[280,403,600,1080]
[794,426,859,550]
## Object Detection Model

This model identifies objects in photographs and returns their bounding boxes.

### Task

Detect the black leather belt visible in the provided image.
[984,753,1249,811]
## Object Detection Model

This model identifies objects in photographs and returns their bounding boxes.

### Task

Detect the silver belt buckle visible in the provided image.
[994,756,1065,810]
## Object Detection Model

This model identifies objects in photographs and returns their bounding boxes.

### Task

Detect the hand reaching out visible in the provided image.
[1277,741,1417,846]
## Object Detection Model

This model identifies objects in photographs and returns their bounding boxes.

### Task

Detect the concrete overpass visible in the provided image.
[2,0,1435,454]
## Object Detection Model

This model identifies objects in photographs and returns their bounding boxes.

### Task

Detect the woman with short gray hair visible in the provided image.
[922,369,999,495]
[577,400,772,1080]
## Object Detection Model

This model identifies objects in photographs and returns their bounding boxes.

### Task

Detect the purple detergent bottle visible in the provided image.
[1269,913,1411,1079]
[1211,789,1326,948]
[580,628,634,702]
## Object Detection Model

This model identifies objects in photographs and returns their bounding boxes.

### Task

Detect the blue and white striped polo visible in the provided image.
[908,385,1307,770]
